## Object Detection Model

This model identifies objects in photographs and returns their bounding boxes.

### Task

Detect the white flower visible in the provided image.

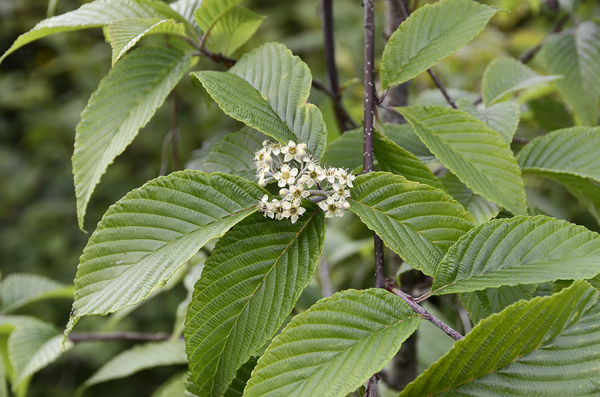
[285,184,310,201]
[319,197,344,218]
[288,200,306,223]
[342,201,351,211]
[332,183,351,200]
[254,148,272,164]
[258,178,268,187]
[271,143,283,155]
[303,161,321,188]
[271,199,286,220]
[273,164,298,187]
[346,173,356,188]
[320,167,336,183]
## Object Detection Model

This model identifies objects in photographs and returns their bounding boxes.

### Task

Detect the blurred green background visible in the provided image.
[1,0,599,395]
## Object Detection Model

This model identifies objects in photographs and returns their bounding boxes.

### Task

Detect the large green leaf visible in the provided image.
[383,123,436,163]
[82,341,187,390]
[517,127,600,223]
[0,0,176,64]
[320,128,363,170]
[440,172,499,225]
[348,172,474,276]
[398,106,527,215]
[73,46,193,230]
[0,274,74,314]
[0,357,6,397]
[400,281,600,396]
[151,372,187,397]
[459,284,535,325]
[244,289,421,397]
[457,99,520,145]
[194,0,241,35]
[191,43,327,159]
[66,171,266,337]
[170,0,204,31]
[201,7,265,56]
[373,131,443,190]
[107,18,186,65]
[430,216,600,296]
[543,22,600,126]
[185,206,326,396]
[185,358,257,397]
[8,322,74,388]
[481,57,562,106]
[380,0,498,88]
[203,127,266,180]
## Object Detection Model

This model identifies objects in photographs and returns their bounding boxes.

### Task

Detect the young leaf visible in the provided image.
[381,0,498,88]
[517,127,600,223]
[457,99,520,145]
[440,172,500,225]
[82,341,187,390]
[0,0,175,64]
[373,131,444,190]
[244,289,420,397]
[66,171,266,337]
[201,7,265,56]
[185,207,326,396]
[191,43,327,159]
[203,127,266,180]
[73,46,193,230]
[543,22,600,126]
[194,0,242,36]
[349,172,474,276]
[0,274,74,314]
[481,57,562,106]
[8,322,74,388]
[383,123,436,163]
[459,284,535,325]
[321,128,363,170]
[400,281,600,396]
[431,216,600,296]
[107,18,186,65]
[398,106,527,215]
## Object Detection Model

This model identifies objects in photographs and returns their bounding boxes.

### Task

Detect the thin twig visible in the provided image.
[365,374,379,397]
[69,332,173,343]
[395,0,409,21]
[387,282,464,341]
[427,69,458,109]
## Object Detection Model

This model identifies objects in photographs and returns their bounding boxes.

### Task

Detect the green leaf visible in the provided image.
[381,0,498,87]
[66,171,266,337]
[373,131,444,190]
[0,0,175,64]
[73,46,193,230]
[383,123,436,163]
[457,99,520,145]
[202,7,265,56]
[398,106,527,215]
[185,206,326,396]
[543,22,600,126]
[191,43,327,159]
[517,126,600,223]
[440,172,500,225]
[320,128,363,171]
[203,127,266,180]
[185,358,257,397]
[0,357,6,397]
[194,0,241,35]
[400,281,600,396]
[459,284,535,325]
[107,18,186,65]
[170,0,204,31]
[244,289,420,397]
[0,274,74,314]
[151,372,188,397]
[430,215,600,296]
[349,172,474,276]
[82,341,187,390]
[8,322,74,388]
[481,57,562,106]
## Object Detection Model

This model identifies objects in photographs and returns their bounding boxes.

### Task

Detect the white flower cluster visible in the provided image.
[255,140,355,223]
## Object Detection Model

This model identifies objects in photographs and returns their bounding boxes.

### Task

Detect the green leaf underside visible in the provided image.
[348,172,474,276]
[244,289,421,397]
[381,0,498,87]
[151,372,187,397]
[185,207,326,396]
[431,215,600,295]
[66,171,266,337]
[457,99,520,145]
[459,284,535,325]
[482,57,562,106]
[203,7,265,56]
[73,46,193,230]
[321,128,363,170]
[0,0,177,64]
[8,323,74,388]
[194,0,242,36]
[373,131,444,190]
[170,0,204,31]
[440,172,500,225]
[518,127,600,223]
[383,123,436,163]
[83,341,187,389]
[192,43,327,159]
[0,274,74,314]
[108,18,186,65]
[203,127,266,180]
[543,22,600,126]
[185,358,258,397]
[401,281,600,396]
[398,106,527,216]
